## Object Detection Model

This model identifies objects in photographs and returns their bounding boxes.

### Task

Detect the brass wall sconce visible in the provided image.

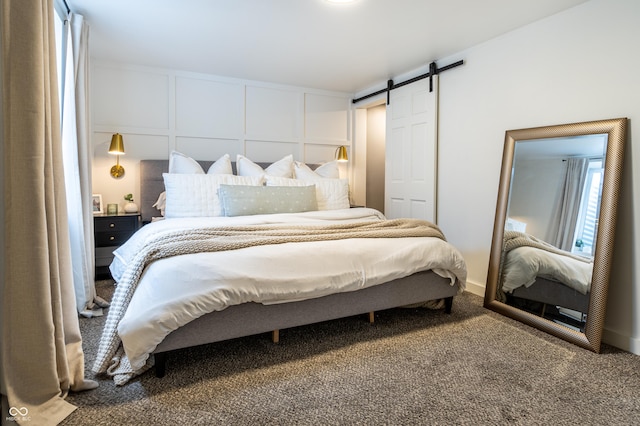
[335,145,348,162]
[109,133,125,178]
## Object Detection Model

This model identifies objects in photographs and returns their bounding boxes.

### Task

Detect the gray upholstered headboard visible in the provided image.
[139,160,319,223]
[140,160,170,223]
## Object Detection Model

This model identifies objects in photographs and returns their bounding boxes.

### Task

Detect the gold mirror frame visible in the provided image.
[484,117,627,352]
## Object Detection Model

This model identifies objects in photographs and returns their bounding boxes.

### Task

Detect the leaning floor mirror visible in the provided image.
[484,117,627,352]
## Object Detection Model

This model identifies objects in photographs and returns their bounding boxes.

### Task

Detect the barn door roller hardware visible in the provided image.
[352,59,464,105]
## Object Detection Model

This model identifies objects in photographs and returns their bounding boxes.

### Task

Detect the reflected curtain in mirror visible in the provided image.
[553,157,589,251]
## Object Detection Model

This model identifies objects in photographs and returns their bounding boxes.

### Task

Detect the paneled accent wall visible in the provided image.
[91,62,352,210]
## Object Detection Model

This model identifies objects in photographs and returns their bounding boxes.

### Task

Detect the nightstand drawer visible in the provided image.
[95,231,133,247]
[94,216,137,232]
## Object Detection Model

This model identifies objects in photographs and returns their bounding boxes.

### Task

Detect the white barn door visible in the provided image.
[385,75,438,223]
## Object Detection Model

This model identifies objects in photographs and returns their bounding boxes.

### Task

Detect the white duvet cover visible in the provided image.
[501,246,592,294]
[98,208,467,383]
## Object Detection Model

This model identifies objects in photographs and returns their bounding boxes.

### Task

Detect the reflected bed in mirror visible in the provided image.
[484,118,627,352]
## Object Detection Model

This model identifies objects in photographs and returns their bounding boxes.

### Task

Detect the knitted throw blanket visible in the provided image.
[93,218,445,385]
[502,230,591,263]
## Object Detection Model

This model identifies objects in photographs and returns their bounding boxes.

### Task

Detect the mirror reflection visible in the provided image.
[498,134,607,332]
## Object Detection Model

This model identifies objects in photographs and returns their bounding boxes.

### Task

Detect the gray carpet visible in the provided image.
[62,280,640,425]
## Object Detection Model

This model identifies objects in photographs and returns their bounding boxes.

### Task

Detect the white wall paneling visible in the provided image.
[302,143,350,181]
[91,62,352,211]
[303,94,351,181]
[244,140,298,162]
[175,76,244,138]
[303,143,346,165]
[92,65,170,131]
[245,85,301,141]
[305,93,350,142]
[92,132,171,165]
[175,137,243,162]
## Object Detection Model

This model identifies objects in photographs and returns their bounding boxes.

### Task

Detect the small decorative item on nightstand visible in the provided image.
[107,203,118,215]
[92,194,103,214]
[123,193,138,213]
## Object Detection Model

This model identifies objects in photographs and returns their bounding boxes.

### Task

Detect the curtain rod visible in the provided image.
[352,59,464,105]
[63,0,70,14]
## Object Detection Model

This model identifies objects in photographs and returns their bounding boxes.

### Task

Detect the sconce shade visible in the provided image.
[109,133,125,178]
[109,133,125,155]
[336,145,348,162]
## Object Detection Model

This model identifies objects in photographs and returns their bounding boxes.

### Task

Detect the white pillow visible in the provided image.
[169,151,203,174]
[163,173,264,218]
[294,161,339,179]
[168,151,233,175]
[236,154,294,178]
[207,154,233,175]
[266,176,350,210]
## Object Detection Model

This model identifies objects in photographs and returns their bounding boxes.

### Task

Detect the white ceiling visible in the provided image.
[67,0,589,94]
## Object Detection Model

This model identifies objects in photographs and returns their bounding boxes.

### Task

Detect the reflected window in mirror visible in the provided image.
[571,158,603,257]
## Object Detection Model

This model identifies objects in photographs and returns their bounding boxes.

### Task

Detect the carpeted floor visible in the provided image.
[62,280,640,425]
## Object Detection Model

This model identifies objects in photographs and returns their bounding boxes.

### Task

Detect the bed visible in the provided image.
[92,154,467,385]
[500,231,592,319]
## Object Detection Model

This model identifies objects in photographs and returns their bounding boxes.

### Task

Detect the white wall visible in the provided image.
[90,62,353,210]
[434,0,638,352]
[509,157,566,242]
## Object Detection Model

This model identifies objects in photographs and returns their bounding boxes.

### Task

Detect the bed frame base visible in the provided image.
[152,270,457,378]
[510,277,589,313]
[154,297,453,379]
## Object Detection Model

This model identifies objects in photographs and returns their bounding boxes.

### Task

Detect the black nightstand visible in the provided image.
[94,213,140,279]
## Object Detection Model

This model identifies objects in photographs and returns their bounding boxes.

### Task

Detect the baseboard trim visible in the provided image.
[602,327,640,356]
[463,280,485,298]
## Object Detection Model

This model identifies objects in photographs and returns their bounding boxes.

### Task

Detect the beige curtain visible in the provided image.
[1,1,98,425]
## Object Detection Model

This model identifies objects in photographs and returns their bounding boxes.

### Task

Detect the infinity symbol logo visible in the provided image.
[9,407,28,416]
